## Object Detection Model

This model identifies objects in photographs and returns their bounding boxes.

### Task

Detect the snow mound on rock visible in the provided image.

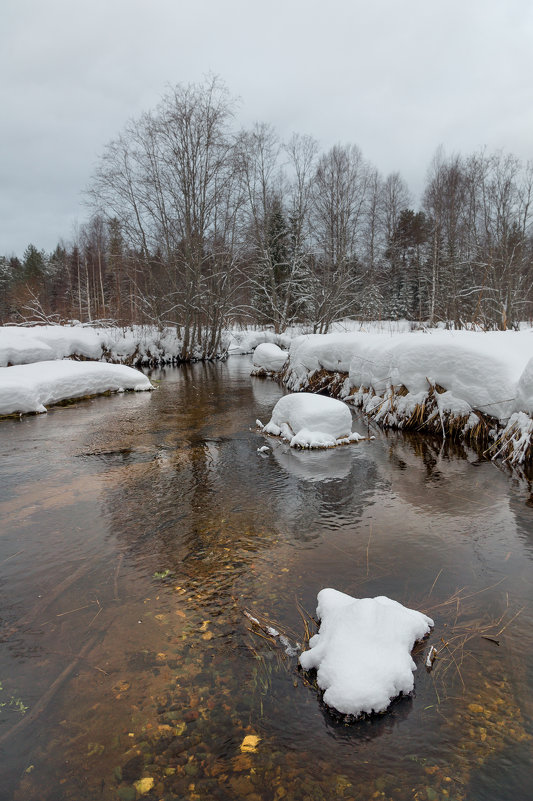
[261,392,363,448]
[299,588,433,717]
[251,343,288,375]
[0,359,153,415]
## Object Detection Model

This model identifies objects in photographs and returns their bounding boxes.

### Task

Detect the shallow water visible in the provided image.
[0,356,532,801]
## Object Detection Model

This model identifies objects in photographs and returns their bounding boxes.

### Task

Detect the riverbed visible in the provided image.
[0,357,532,801]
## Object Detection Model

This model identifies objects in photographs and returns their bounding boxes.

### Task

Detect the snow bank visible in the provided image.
[279,329,533,464]
[0,360,153,416]
[283,333,367,392]
[0,326,102,366]
[261,392,363,449]
[0,325,181,367]
[348,331,527,421]
[299,588,433,717]
[251,342,288,375]
[0,324,300,367]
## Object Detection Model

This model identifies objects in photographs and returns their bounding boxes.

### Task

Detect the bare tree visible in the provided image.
[88,76,242,357]
[309,143,370,331]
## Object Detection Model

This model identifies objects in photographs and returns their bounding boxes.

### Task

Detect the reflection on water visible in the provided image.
[271,440,355,482]
[0,357,532,801]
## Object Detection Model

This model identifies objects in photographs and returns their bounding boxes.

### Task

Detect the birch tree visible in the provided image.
[88,76,241,358]
[309,144,370,331]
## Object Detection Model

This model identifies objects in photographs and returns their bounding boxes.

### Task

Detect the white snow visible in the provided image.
[299,588,434,717]
[0,360,153,416]
[227,328,293,355]
[347,330,528,420]
[261,392,363,448]
[516,356,533,414]
[0,326,100,366]
[0,323,300,367]
[251,342,288,374]
[283,332,365,392]
[279,329,533,464]
[284,330,533,419]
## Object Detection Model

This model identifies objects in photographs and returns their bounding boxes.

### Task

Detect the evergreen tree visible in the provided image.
[22,244,46,282]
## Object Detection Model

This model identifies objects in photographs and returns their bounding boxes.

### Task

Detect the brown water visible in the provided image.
[0,357,532,801]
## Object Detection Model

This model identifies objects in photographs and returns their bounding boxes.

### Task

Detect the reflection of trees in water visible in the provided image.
[101,437,276,613]
[380,430,512,518]
[99,360,383,587]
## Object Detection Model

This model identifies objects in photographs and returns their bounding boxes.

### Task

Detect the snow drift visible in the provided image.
[0,360,153,416]
[299,588,433,717]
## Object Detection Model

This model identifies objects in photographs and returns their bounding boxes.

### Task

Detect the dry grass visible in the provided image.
[281,365,526,458]
[419,577,525,705]
[242,576,524,719]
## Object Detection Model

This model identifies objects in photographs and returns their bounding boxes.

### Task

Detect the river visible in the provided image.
[0,356,532,801]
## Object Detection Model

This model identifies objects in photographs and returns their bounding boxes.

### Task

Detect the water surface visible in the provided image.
[0,357,532,801]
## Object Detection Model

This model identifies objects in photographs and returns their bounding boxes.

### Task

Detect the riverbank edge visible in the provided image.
[273,362,533,468]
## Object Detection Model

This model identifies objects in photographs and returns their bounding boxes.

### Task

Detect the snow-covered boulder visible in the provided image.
[251,343,288,375]
[299,589,434,717]
[0,360,153,415]
[261,392,363,448]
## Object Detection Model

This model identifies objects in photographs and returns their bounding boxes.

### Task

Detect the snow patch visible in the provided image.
[299,588,433,717]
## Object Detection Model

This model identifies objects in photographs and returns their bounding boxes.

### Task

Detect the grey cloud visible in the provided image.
[2,0,532,255]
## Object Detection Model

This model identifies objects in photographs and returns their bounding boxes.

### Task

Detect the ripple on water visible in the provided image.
[0,358,532,800]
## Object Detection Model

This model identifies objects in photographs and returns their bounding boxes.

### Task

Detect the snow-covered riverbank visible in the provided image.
[0,360,153,416]
[274,330,533,465]
[0,323,292,415]
[0,324,295,368]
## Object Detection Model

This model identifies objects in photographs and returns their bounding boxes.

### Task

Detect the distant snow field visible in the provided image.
[0,360,153,416]
[299,588,434,717]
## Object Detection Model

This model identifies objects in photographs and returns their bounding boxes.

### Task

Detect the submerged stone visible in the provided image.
[133,776,154,795]
[117,788,136,801]
[121,753,144,782]
[240,734,261,753]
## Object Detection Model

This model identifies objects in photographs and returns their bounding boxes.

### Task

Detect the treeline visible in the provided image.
[2,77,532,357]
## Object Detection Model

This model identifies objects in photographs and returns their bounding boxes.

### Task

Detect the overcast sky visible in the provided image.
[2,0,532,257]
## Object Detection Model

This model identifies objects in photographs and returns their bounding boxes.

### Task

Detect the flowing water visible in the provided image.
[0,356,532,801]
